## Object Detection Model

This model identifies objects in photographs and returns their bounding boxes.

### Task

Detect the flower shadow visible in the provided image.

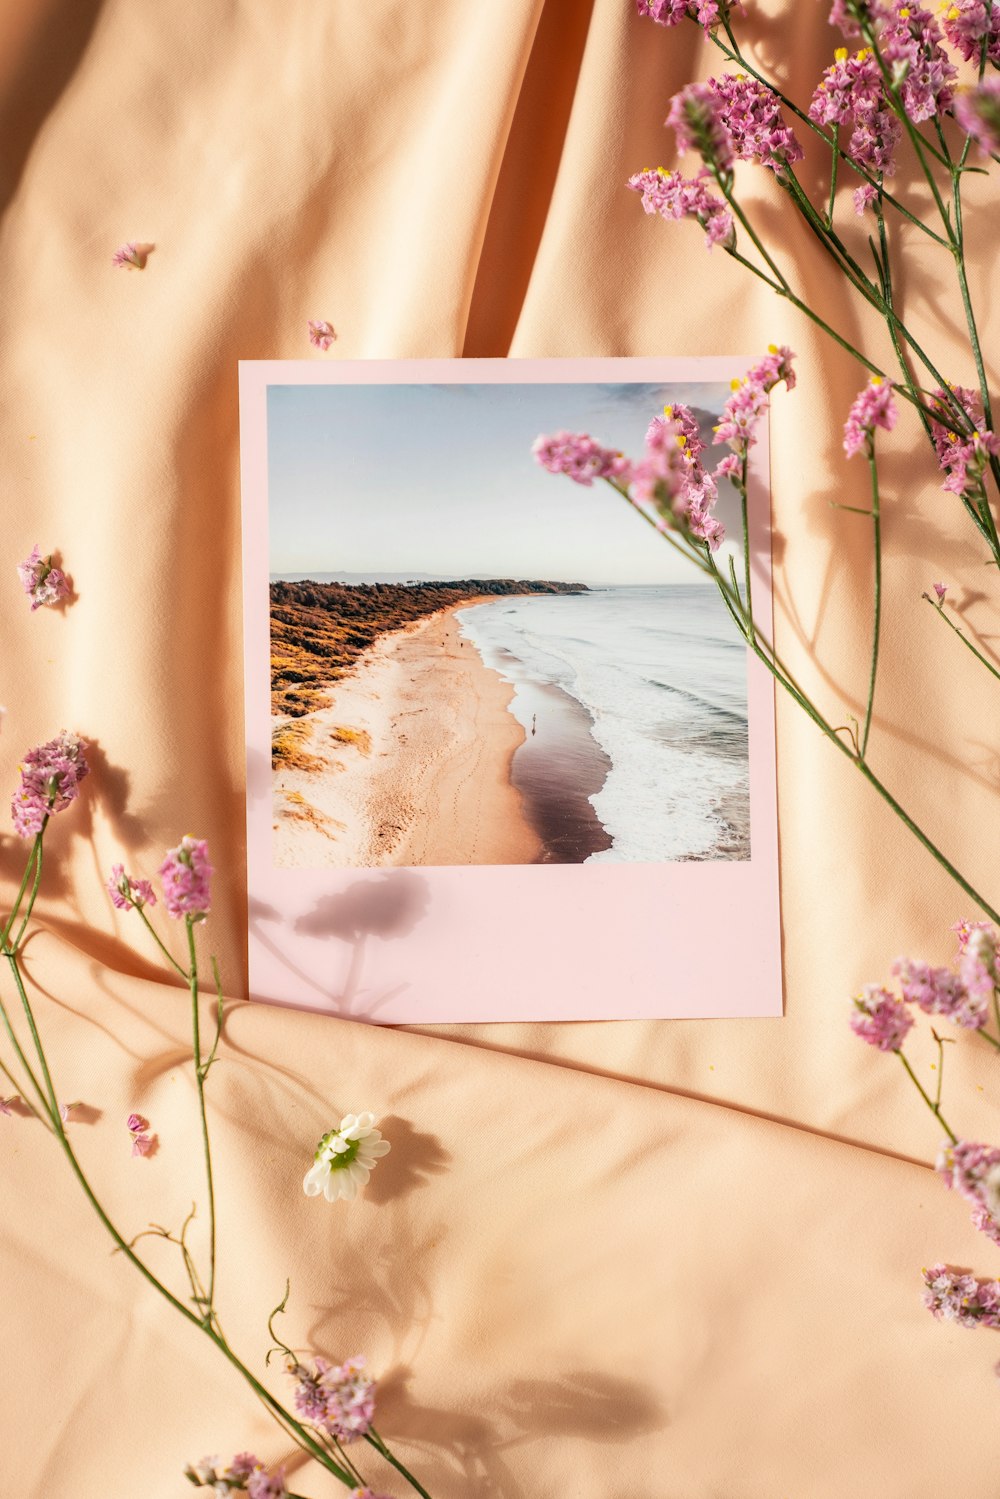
[361,1116,451,1206]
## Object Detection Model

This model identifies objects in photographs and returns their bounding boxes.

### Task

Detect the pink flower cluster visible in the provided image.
[289,1355,376,1442]
[942,1,1000,64]
[928,385,999,497]
[843,376,898,457]
[632,411,726,550]
[666,82,735,173]
[531,433,632,487]
[955,76,1000,155]
[954,921,1000,1012]
[308,319,337,350]
[627,167,734,250]
[713,346,796,454]
[127,1112,154,1157]
[880,1,956,123]
[636,0,744,28]
[810,47,901,181]
[11,731,89,838]
[892,956,988,1029]
[107,863,156,912]
[159,836,213,920]
[702,73,804,174]
[849,984,913,1050]
[17,545,70,611]
[937,1139,1000,1247]
[922,1264,1000,1328]
[185,1455,286,1497]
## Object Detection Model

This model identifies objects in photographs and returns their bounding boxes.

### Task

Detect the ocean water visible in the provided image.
[457,585,749,863]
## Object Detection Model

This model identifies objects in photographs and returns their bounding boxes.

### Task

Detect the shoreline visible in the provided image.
[272,600,543,868]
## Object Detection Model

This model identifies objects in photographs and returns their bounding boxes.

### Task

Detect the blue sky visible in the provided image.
[267,380,740,585]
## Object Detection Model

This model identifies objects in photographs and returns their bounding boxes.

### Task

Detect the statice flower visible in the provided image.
[927,384,999,498]
[713,346,796,455]
[849,984,913,1050]
[706,73,804,174]
[532,432,632,486]
[303,1112,391,1203]
[289,1355,376,1441]
[810,45,902,177]
[937,1141,1000,1245]
[650,402,704,462]
[127,1112,154,1157]
[628,411,727,547]
[11,731,89,837]
[307,319,337,350]
[627,167,735,250]
[854,182,879,215]
[246,1471,287,1499]
[843,376,898,457]
[106,863,157,912]
[159,836,213,920]
[955,77,1000,154]
[892,956,987,1028]
[666,82,735,173]
[112,241,149,270]
[17,545,71,611]
[636,0,744,28]
[931,581,947,602]
[185,1454,285,1496]
[922,1264,1000,1327]
[879,2,956,122]
[955,922,1000,1010]
[942,1,1000,63]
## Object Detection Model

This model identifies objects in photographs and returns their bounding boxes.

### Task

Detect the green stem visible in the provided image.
[366,1428,435,1499]
[11,838,45,952]
[826,123,840,230]
[897,1049,957,1144]
[1,829,44,946]
[186,918,217,1319]
[135,904,188,980]
[861,445,882,759]
[924,595,1000,683]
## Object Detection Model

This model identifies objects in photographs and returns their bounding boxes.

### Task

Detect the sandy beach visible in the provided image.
[272,601,543,867]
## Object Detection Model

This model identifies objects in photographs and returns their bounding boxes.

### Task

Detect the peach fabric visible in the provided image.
[2,3,999,1496]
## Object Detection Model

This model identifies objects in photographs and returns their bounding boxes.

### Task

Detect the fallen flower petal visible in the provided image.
[308,319,337,350]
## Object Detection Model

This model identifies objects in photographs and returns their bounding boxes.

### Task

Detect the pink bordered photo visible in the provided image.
[238,357,782,1022]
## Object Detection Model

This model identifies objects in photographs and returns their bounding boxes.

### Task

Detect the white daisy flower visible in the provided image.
[303,1112,390,1203]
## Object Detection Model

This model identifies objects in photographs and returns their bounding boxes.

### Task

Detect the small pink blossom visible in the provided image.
[159,836,213,920]
[879,2,956,123]
[854,183,878,216]
[307,320,337,351]
[627,167,734,250]
[131,1133,154,1157]
[17,545,70,611]
[126,1112,148,1134]
[666,82,735,173]
[532,432,632,487]
[937,1139,1000,1246]
[246,1469,287,1499]
[892,956,987,1029]
[60,1101,81,1124]
[942,2,1000,65]
[0,1097,16,1116]
[843,377,897,457]
[849,984,913,1051]
[112,242,149,270]
[107,863,157,912]
[809,48,900,178]
[713,347,795,455]
[289,1355,376,1442]
[932,582,947,603]
[922,1263,1000,1327]
[11,730,89,838]
[713,452,742,481]
[636,0,744,27]
[704,73,803,174]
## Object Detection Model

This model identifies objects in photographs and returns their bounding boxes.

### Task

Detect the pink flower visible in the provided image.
[246,1470,286,1499]
[666,82,735,173]
[11,730,89,838]
[809,47,900,178]
[932,582,947,603]
[532,432,632,487]
[307,320,337,351]
[17,545,70,611]
[942,2,1000,65]
[627,167,734,250]
[126,1112,148,1134]
[131,1133,154,1157]
[107,863,157,912]
[892,956,987,1029]
[853,183,878,215]
[112,242,149,270]
[713,347,796,455]
[922,1263,1000,1327]
[636,0,744,27]
[289,1355,376,1442]
[879,2,956,123]
[955,922,1000,1010]
[704,73,803,174]
[60,1101,80,1123]
[849,984,913,1050]
[0,1097,16,1116]
[937,1139,1000,1246]
[159,836,213,920]
[713,452,742,481]
[926,384,998,498]
[843,377,898,457]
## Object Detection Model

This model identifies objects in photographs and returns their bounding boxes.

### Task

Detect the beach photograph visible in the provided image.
[267,379,751,869]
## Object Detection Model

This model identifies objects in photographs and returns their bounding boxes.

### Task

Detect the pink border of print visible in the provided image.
[238,357,782,1023]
